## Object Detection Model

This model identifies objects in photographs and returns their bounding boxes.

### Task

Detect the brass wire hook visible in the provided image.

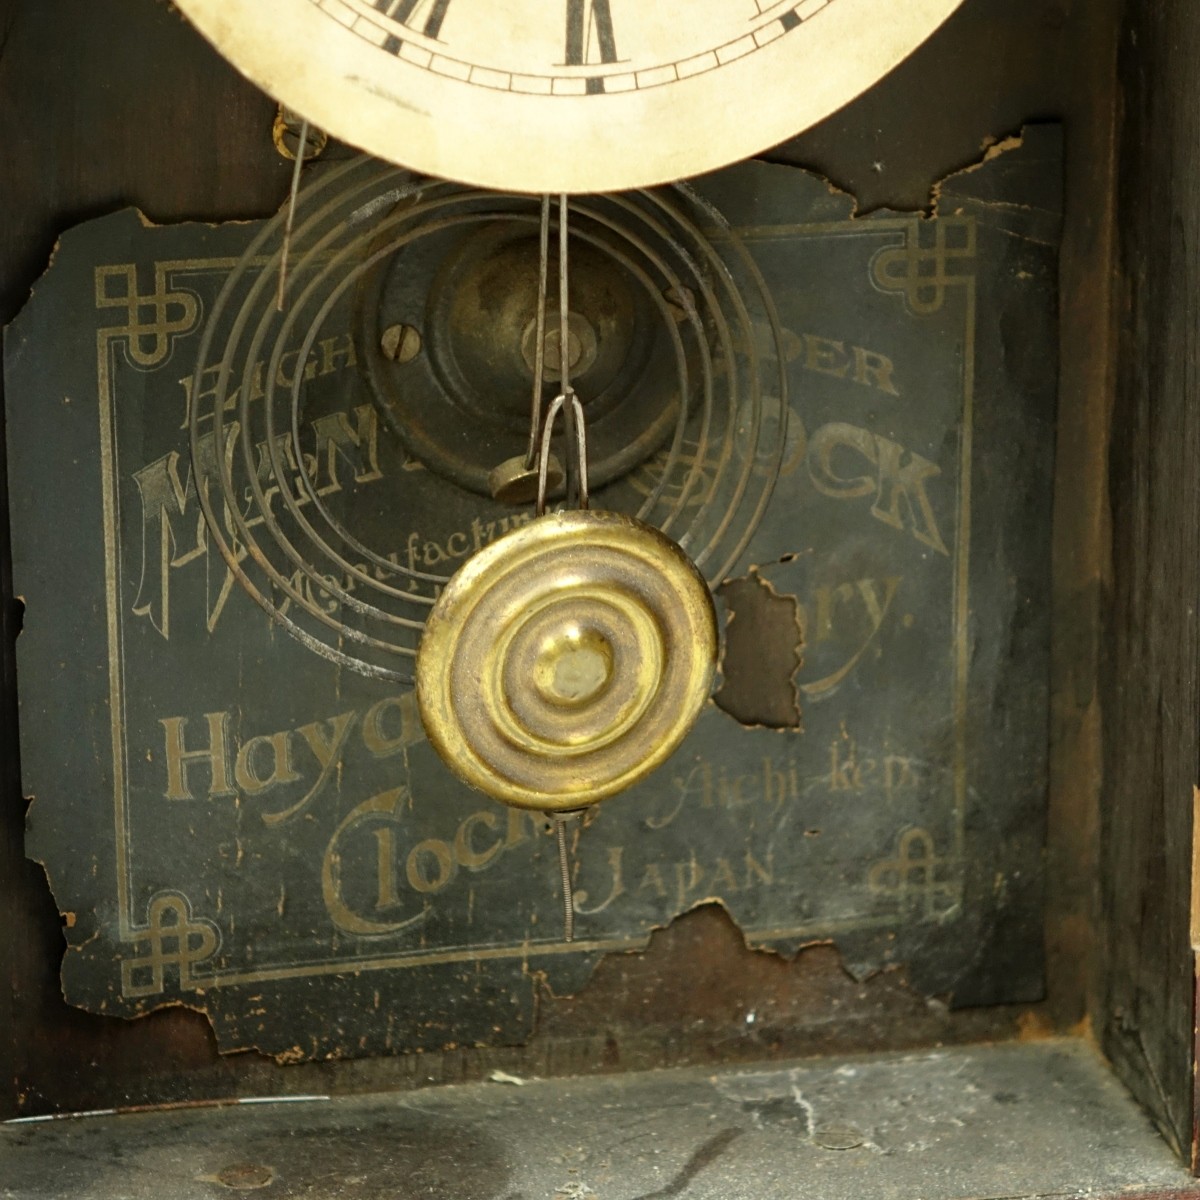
[536,390,589,518]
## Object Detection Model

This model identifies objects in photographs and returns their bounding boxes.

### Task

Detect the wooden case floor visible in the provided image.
[2,1038,1197,1199]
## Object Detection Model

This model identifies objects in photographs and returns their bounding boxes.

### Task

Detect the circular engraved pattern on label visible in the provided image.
[187,160,788,683]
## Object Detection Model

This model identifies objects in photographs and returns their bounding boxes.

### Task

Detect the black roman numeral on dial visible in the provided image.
[565,0,618,65]
[375,0,453,40]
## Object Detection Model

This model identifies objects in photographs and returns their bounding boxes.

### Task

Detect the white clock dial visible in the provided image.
[177,0,962,191]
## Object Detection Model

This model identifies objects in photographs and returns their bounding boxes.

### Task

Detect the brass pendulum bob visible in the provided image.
[415,197,718,941]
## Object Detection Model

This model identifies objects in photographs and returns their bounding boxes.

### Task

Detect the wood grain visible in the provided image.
[1102,0,1200,1165]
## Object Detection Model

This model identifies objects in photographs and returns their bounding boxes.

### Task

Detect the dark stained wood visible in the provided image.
[0,298,20,1127]
[1045,0,1117,1046]
[0,0,290,1120]
[1102,0,1200,1166]
[0,0,291,326]
[771,0,1120,1036]
[0,0,1121,1123]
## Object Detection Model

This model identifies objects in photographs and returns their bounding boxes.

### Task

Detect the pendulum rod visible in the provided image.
[531,327,590,943]
[553,815,575,943]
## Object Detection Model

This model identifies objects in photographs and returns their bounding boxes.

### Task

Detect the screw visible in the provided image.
[812,1123,865,1151]
[214,1163,276,1190]
[664,285,695,323]
[381,324,422,363]
[520,311,597,380]
[272,106,328,162]
[542,327,583,374]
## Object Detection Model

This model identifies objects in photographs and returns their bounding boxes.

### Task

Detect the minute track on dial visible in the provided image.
[358,0,830,87]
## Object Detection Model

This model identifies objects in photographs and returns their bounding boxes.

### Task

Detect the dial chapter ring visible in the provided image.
[173,0,964,193]
[415,510,718,811]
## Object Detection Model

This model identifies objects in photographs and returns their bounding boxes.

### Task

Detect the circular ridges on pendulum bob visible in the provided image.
[415,509,718,811]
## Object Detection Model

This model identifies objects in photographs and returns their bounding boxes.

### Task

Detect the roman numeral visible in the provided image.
[375,0,452,40]
[565,0,618,66]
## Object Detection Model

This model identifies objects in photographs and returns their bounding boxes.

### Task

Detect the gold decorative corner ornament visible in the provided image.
[415,509,718,812]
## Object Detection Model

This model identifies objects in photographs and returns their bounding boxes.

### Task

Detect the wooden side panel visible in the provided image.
[1104,0,1200,1166]
[0,0,288,1119]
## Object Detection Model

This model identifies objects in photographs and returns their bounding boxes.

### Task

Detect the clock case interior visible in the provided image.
[2,0,1197,1194]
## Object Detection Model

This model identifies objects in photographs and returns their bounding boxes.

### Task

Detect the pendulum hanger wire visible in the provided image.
[523,195,552,471]
[277,118,310,311]
[558,193,571,396]
[557,193,581,508]
[524,193,581,505]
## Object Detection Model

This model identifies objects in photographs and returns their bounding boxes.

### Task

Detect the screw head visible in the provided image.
[812,1123,865,1151]
[214,1163,276,1190]
[381,323,422,363]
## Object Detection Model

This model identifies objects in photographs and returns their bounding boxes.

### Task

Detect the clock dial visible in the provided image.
[177,0,963,191]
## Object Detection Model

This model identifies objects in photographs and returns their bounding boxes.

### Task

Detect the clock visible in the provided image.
[174,0,963,192]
